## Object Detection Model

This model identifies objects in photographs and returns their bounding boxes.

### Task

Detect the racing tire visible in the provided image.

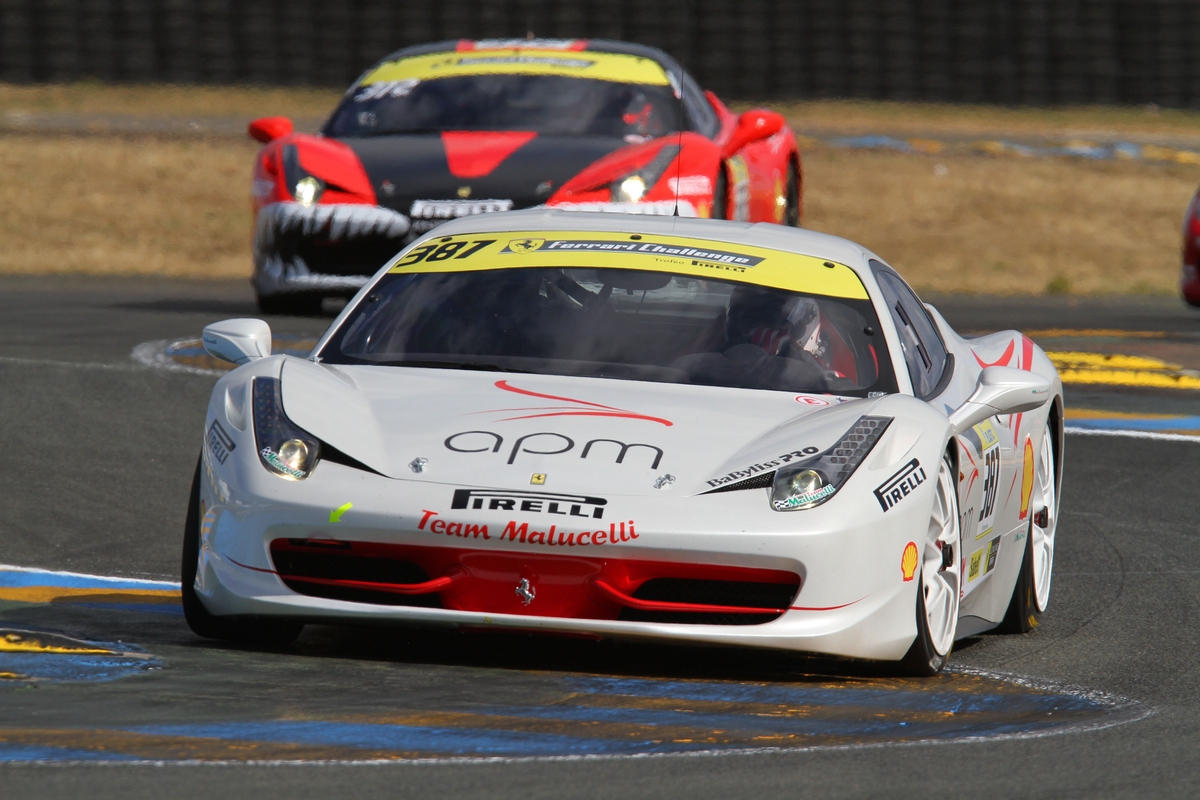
[999,427,1059,633]
[711,167,729,220]
[255,291,325,317]
[182,457,304,648]
[784,161,802,227]
[898,453,962,676]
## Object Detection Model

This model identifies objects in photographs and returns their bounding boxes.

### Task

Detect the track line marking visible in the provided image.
[1065,428,1200,443]
[0,356,146,372]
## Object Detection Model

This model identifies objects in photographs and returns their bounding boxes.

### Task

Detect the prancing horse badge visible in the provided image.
[515,578,535,605]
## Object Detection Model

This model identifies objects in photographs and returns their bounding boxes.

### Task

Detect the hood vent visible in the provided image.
[702,472,776,494]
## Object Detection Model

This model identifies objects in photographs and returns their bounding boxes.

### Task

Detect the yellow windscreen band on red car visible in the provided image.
[387,231,870,300]
[359,49,671,87]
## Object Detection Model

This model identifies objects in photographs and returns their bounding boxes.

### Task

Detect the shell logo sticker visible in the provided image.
[1019,436,1035,520]
[901,541,919,581]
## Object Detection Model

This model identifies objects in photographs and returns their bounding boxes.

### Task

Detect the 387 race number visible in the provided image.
[395,239,496,267]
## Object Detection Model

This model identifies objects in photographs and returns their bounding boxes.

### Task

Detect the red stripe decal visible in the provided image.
[790,597,865,612]
[442,131,537,178]
[484,380,673,426]
[973,338,1016,369]
[590,578,785,615]
[228,556,459,595]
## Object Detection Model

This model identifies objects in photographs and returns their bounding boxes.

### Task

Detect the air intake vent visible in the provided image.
[702,472,776,494]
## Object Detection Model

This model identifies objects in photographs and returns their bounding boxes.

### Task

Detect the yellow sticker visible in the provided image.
[388,231,870,300]
[974,419,1000,450]
[530,473,546,485]
[360,49,670,88]
[968,549,983,581]
[900,541,918,581]
[1019,437,1035,520]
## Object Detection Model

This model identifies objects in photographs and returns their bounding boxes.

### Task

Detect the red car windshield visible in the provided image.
[323,75,684,138]
[318,268,898,397]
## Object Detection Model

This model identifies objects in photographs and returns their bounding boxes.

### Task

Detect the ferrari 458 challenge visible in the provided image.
[246,38,802,315]
[189,210,1062,675]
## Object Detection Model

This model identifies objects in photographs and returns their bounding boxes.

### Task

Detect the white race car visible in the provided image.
[186,210,1062,675]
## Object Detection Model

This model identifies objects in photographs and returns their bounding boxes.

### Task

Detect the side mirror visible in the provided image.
[720,109,785,159]
[202,319,272,365]
[248,116,294,143]
[948,367,1052,436]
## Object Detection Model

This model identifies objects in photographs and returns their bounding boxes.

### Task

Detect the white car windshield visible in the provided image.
[319,267,898,396]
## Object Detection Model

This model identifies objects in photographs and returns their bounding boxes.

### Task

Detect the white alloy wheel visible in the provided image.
[1031,430,1058,611]
[923,456,962,656]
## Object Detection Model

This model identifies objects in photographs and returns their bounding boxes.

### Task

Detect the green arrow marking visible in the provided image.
[329,502,353,523]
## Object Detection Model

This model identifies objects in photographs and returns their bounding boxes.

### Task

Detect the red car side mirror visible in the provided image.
[721,110,785,159]
[248,116,294,143]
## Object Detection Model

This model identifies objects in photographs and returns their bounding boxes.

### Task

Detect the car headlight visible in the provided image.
[608,143,680,204]
[282,144,326,207]
[253,377,320,479]
[293,176,324,207]
[770,416,892,511]
[613,176,647,203]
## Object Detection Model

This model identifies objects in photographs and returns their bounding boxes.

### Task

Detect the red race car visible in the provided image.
[246,38,803,314]
[1183,186,1200,306]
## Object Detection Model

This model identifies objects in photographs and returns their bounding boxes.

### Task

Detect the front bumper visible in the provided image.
[196,451,925,661]
[252,202,411,297]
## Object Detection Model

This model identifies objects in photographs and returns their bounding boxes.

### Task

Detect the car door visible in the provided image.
[873,262,1019,601]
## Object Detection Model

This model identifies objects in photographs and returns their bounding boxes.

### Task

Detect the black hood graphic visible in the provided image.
[339,134,627,217]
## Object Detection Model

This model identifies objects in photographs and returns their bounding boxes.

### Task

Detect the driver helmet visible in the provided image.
[726,287,822,358]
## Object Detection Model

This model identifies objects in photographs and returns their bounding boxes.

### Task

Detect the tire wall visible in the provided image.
[1,0,1198,106]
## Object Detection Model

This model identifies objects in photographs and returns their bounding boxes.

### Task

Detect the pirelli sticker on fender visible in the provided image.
[875,458,927,512]
[389,230,870,299]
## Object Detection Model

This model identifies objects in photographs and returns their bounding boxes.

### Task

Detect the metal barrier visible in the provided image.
[1,0,1199,105]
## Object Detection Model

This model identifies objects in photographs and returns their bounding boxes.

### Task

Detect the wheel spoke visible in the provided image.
[1030,432,1057,611]
[922,458,961,656]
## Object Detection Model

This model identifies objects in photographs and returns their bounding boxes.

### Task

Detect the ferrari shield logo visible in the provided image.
[504,237,545,254]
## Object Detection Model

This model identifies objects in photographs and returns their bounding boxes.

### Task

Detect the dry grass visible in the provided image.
[0,83,341,121]
[0,135,259,278]
[802,146,1198,295]
[2,84,1198,293]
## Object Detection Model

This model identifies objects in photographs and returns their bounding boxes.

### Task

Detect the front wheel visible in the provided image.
[898,453,962,676]
[182,457,303,647]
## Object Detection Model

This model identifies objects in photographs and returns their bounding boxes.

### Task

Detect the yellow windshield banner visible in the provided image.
[359,49,671,87]
[387,231,870,300]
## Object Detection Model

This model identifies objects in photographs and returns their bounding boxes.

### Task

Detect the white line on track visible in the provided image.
[0,356,145,372]
[1065,427,1200,443]
[129,339,223,376]
[0,563,179,587]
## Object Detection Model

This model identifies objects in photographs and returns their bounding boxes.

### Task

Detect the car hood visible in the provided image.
[338,133,627,217]
[280,359,881,497]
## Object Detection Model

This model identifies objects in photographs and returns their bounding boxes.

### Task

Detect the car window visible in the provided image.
[679,71,719,138]
[325,74,685,138]
[871,262,949,398]
[321,267,898,398]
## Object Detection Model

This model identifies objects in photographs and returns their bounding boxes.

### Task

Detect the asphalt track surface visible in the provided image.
[1,275,1199,798]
